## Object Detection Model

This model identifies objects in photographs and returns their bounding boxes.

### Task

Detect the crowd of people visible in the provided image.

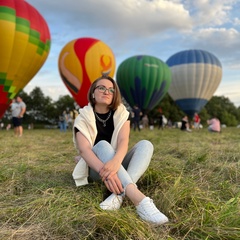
[3,94,221,136]
[179,113,221,133]
[129,110,221,133]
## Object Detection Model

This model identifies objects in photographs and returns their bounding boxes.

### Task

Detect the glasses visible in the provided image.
[95,85,115,95]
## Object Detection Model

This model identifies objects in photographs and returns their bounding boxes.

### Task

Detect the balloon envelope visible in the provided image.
[58,37,116,107]
[166,49,222,117]
[0,0,51,118]
[116,55,172,111]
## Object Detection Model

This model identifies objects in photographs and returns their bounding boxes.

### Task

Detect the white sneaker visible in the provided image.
[136,197,169,225]
[100,193,123,210]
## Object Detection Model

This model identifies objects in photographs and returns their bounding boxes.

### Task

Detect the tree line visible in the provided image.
[2,86,240,128]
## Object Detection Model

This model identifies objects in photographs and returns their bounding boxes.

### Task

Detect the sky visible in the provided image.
[25,0,240,107]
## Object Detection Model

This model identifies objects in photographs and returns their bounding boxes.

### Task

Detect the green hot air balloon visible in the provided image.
[116,55,171,111]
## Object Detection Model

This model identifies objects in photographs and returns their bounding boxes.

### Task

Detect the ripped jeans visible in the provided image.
[90,140,154,191]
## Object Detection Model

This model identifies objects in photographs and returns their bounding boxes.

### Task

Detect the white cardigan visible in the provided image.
[72,103,129,186]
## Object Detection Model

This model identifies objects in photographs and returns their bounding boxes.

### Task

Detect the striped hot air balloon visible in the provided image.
[166,49,222,117]
[0,0,51,118]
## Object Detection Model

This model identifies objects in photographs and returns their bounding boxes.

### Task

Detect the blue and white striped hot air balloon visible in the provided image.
[166,49,222,117]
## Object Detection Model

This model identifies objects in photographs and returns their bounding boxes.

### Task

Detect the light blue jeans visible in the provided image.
[89,140,154,193]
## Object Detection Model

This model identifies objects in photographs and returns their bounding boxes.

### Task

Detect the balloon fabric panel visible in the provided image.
[167,49,222,68]
[175,98,208,117]
[169,63,222,100]
[59,40,82,94]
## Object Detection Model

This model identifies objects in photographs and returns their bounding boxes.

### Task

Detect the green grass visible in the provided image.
[0,127,239,239]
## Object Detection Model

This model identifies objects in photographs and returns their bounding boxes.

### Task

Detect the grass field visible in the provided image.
[0,127,239,240]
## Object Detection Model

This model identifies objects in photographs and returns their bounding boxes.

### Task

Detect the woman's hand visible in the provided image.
[99,160,123,194]
[99,159,120,181]
[103,172,123,195]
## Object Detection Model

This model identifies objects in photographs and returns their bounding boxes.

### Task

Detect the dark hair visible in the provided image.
[87,75,122,110]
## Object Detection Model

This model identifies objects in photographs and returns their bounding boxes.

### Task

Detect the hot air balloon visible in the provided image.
[0,0,51,118]
[166,49,222,117]
[116,55,172,111]
[58,37,116,107]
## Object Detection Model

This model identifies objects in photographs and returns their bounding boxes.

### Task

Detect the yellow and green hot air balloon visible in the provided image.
[0,0,51,118]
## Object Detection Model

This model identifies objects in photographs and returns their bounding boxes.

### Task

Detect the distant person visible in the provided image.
[207,117,221,133]
[67,110,73,130]
[16,96,26,137]
[69,109,79,130]
[11,97,26,137]
[181,116,191,132]
[59,110,68,132]
[149,117,154,130]
[142,114,149,129]
[158,113,163,130]
[72,75,168,225]
[193,112,201,130]
[6,123,11,131]
[11,98,19,135]
[132,105,142,131]
[167,119,172,128]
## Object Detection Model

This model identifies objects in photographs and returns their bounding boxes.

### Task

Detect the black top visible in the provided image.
[94,110,131,145]
[94,111,114,145]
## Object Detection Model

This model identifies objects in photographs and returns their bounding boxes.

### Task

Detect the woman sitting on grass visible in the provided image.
[72,75,168,225]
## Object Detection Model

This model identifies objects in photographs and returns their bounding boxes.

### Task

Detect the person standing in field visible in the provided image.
[11,97,26,137]
[59,110,68,132]
[72,75,169,225]
[16,96,26,137]
[11,98,19,135]
[132,104,142,131]
[142,114,149,129]
[193,112,201,130]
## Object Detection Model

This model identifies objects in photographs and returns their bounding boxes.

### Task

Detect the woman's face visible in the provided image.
[93,79,114,106]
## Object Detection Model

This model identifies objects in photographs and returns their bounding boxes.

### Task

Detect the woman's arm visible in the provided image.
[76,131,104,172]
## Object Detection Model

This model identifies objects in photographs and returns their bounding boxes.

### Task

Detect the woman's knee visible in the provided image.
[136,140,154,154]
[93,140,115,162]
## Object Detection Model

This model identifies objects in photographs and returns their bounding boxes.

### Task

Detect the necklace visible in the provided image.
[94,111,112,127]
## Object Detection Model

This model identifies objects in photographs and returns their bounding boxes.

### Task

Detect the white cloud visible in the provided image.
[186,0,237,26]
